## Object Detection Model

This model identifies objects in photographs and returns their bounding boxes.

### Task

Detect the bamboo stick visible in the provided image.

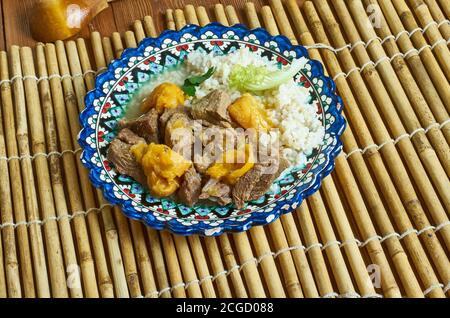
[35,43,83,298]
[225,5,240,25]
[102,37,115,66]
[249,226,289,297]
[196,6,210,27]
[385,0,450,111]
[436,0,450,18]
[307,193,357,295]
[143,16,158,38]
[172,236,203,298]
[0,229,5,297]
[160,231,187,298]
[368,0,450,143]
[303,1,446,297]
[203,237,233,297]
[285,0,423,298]
[112,32,124,57]
[188,236,217,298]
[214,4,229,25]
[62,41,114,298]
[295,204,336,296]
[99,197,130,297]
[423,0,450,41]
[245,3,261,27]
[44,43,99,298]
[217,235,248,297]
[20,46,69,297]
[146,229,172,298]
[80,35,132,297]
[10,45,51,298]
[210,6,293,298]
[279,214,319,297]
[166,9,176,31]
[0,51,34,298]
[174,9,186,31]
[232,233,266,297]
[0,53,22,298]
[184,5,199,25]
[406,0,450,80]
[133,20,146,43]
[342,0,450,208]
[129,220,158,298]
[112,207,142,298]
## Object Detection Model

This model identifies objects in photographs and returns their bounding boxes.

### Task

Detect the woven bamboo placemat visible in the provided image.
[0,0,449,298]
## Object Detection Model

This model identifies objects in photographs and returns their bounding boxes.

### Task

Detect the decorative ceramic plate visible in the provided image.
[79,23,346,236]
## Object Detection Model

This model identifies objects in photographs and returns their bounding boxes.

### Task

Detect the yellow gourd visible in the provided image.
[131,143,191,197]
[206,144,255,185]
[141,82,186,114]
[228,94,271,132]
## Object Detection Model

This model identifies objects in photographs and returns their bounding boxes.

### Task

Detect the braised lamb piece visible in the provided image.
[117,128,146,145]
[199,178,232,206]
[177,167,203,206]
[118,107,160,144]
[190,89,234,128]
[232,153,290,209]
[107,138,145,185]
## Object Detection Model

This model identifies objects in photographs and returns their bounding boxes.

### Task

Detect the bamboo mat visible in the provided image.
[0,0,449,298]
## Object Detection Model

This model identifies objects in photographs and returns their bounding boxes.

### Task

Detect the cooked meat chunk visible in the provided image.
[232,154,290,208]
[232,164,265,209]
[107,138,145,185]
[159,106,187,139]
[193,125,239,173]
[177,167,202,206]
[118,108,159,143]
[164,112,195,160]
[199,178,232,206]
[249,155,290,200]
[191,90,234,127]
[117,128,146,145]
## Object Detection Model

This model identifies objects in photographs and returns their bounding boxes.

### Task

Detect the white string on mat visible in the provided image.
[0,203,112,230]
[0,148,82,162]
[342,118,450,159]
[331,39,450,81]
[444,282,450,294]
[423,283,445,297]
[0,69,99,87]
[437,20,450,28]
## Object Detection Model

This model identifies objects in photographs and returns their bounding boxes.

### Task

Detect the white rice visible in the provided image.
[126,48,324,167]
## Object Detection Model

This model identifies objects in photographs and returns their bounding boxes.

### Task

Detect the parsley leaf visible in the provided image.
[182,67,216,96]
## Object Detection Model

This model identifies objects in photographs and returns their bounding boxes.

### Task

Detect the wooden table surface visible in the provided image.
[0,0,272,50]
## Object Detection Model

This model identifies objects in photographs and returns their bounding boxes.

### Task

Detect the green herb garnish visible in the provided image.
[182,67,216,96]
